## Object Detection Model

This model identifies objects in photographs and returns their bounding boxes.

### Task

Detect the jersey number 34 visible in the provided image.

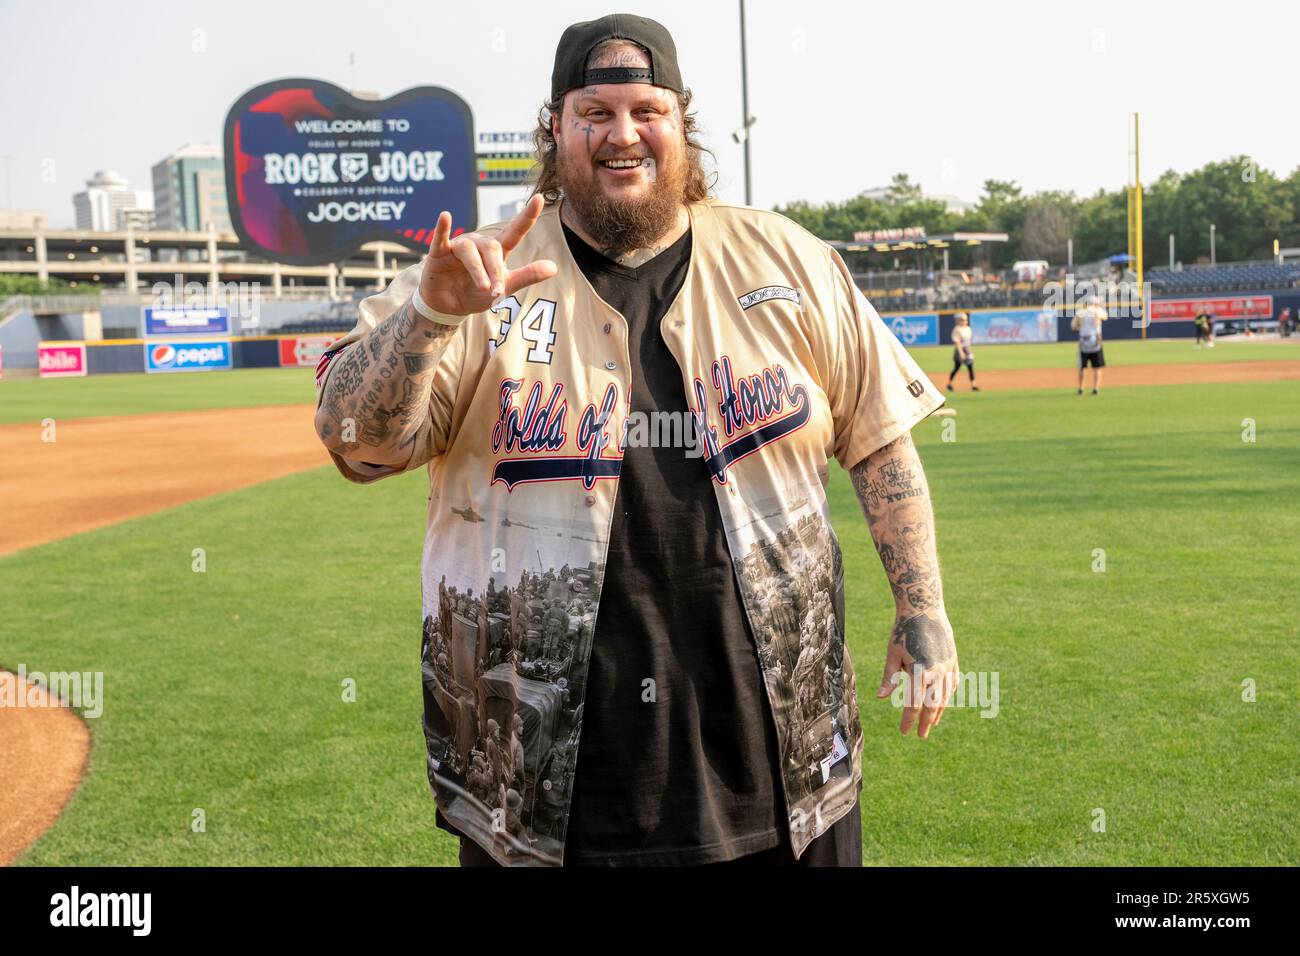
[489,296,557,365]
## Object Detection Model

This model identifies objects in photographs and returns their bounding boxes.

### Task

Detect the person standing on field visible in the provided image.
[946,312,977,391]
[1194,309,1213,348]
[1072,295,1106,394]
[313,13,958,869]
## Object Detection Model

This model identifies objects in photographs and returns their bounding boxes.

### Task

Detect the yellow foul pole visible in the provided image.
[1132,113,1145,339]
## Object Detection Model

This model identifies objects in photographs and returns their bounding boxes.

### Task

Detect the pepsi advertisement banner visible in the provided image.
[143,306,229,336]
[145,341,233,374]
[224,79,477,265]
[885,313,939,347]
[970,308,1058,344]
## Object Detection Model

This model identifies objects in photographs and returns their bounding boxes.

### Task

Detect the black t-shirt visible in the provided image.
[559,219,787,866]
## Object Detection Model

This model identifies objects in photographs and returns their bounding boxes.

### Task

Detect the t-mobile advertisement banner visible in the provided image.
[278,334,338,368]
[1150,295,1273,322]
[885,313,940,347]
[145,341,233,373]
[224,78,477,265]
[38,342,88,378]
[143,306,230,336]
[970,308,1058,344]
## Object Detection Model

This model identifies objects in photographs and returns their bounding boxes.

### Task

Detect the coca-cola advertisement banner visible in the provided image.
[969,309,1059,344]
[38,342,88,378]
[224,78,477,265]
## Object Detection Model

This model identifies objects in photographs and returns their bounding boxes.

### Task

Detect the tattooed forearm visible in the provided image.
[314,297,459,464]
[850,432,945,617]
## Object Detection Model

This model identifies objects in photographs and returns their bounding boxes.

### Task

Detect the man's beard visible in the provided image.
[558,146,687,256]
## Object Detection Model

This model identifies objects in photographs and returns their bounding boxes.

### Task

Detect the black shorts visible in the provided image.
[1079,349,1105,368]
[457,790,864,868]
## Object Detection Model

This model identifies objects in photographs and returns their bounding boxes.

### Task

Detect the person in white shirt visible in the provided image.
[946,312,978,392]
[1071,296,1106,394]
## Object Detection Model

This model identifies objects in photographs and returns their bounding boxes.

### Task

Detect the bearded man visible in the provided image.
[314,13,959,868]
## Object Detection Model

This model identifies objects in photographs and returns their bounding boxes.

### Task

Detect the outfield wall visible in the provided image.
[2,296,351,371]
[24,333,337,377]
[14,290,1300,377]
[880,290,1300,349]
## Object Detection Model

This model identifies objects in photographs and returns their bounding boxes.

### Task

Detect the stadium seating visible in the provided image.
[1147,263,1300,294]
[276,316,356,334]
[855,262,1300,313]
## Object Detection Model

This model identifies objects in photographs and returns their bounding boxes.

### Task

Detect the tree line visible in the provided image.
[773,156,1300,270]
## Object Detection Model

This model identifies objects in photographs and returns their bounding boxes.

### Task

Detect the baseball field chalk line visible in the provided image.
[0,669,92,866]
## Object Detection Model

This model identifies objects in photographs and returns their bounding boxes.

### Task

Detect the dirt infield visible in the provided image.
[928,358,1300,392]
[0,670,91,865]
[0,403,329,558]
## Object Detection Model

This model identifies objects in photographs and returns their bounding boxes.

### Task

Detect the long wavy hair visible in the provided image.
[528,84,717,206]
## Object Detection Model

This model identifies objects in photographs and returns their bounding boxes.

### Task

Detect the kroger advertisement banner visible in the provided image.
[38,342,88,378]
[970,308,1058,344]
[145,341,233,374]
[885,313,939,347]
[224,78,477,265]
[143,306,230,336]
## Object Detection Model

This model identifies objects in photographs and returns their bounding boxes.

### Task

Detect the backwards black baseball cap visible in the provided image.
[550,13,685,103]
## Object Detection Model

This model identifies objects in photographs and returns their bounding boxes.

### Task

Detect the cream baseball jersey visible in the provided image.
[316,196,946,866]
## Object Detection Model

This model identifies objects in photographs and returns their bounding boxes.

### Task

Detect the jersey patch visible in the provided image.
[738,285,801,311]
[819,731,850,783]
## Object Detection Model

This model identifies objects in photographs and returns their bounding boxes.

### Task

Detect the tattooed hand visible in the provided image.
[878,610,959,739]
[419,192,557,316]
[850,431,960,738]
[315,196,559,467]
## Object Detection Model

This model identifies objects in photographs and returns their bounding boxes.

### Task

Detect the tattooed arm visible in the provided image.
[314,194,557,470]
[314,297,459,467]
[850,430,959,738]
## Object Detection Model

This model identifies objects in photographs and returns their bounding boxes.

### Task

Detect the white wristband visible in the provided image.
[411,286,464,326]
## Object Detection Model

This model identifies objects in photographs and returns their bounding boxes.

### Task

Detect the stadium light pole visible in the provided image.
[1210,224,1216,265]
[736,0,755,206]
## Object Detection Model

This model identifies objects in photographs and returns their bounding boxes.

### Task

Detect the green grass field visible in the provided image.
[1,340,1295,427]
[906,336,1300,373]
[0,368,316,425]
[3,351,1298,865]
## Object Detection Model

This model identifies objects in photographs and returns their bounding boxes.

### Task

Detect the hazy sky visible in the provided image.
[2,0,1296,228]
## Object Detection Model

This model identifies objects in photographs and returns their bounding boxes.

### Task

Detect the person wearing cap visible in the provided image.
[314,13,959,868]
[1072,295,1106,394]
[946,312,978,391]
